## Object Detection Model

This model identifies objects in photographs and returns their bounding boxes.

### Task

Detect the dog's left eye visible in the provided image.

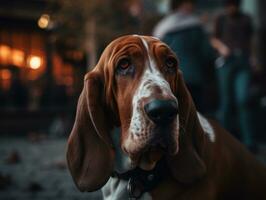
[165,56,178,70]
[116,58,134,76]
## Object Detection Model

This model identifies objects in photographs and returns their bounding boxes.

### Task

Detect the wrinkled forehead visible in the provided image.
[100,35,173,63]
[109,35,164,50]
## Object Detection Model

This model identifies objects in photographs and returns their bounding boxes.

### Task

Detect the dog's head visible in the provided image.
[67,35,206,192]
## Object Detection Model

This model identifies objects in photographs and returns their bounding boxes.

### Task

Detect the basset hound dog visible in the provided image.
[67,35,266,200]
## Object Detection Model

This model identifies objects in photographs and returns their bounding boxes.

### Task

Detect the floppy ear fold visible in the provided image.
[167,70,206,184]
[66,71,115,192]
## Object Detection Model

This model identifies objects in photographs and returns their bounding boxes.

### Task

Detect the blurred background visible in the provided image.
[0,0,265,199]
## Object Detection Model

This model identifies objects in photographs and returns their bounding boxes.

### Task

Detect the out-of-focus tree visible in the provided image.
[53,0,139,68]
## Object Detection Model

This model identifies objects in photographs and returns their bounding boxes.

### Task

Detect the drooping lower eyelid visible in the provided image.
[115,61,135,76]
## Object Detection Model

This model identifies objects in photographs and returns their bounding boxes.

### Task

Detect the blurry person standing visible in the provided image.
[153,0,216,114]
[211,0,255,150]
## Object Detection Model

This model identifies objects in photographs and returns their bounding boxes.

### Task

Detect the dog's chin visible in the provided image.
[138,147,164,170]
[127,142,179,171]
[124,126,179,170]
[128,146,165,171]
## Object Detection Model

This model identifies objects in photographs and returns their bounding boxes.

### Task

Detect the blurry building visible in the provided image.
[0,0,86,135]
[0,0,86,111]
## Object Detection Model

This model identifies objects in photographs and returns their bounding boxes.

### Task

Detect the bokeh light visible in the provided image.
[0,69,12,80]
[38,14,50,29]
[28,56,42,70]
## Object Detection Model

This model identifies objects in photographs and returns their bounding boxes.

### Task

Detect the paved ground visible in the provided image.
[0,137,102,200]
[0,136,265,200]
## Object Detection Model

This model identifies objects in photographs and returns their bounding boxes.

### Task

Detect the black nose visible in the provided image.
[144,100,178,124]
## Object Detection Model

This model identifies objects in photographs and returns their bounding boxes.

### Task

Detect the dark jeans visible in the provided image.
[216,55,254,147]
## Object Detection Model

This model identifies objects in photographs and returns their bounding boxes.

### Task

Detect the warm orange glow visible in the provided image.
[64,76,74,86]
[0,45,11,62]
[28,56,42,70]
[0,45,25,66]
[0,69,12,80]
[11,49,25,67]
[38,14,50,29]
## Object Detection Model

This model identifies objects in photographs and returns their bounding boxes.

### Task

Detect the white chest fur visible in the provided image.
[197,112,215,142]
[102,177,152,200]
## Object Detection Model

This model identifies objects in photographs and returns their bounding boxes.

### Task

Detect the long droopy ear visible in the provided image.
[167,70,206,184]
[66,70,115,192]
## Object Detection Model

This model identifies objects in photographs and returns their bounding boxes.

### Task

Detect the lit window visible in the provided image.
[11,49,25,67]
[0,45,11,63]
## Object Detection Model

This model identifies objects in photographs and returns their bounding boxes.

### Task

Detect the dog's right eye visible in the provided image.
[118,58,130,69]
[116,58,134,76]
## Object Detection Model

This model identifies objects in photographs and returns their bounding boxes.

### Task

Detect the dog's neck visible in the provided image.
[112,160,165,199]
[105,128,163,199]
[102,177,153,200]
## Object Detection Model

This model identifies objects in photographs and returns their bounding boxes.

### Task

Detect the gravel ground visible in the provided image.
[0,137,102,200]
[0,137,265,200]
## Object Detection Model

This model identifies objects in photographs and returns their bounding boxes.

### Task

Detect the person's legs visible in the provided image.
[216,57,235,131]
[234,64,254,148]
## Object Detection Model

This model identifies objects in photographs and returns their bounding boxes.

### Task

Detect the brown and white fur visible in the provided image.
[67,35,266,200]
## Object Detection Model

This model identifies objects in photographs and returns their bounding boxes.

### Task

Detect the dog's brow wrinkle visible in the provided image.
[151,36,160,40]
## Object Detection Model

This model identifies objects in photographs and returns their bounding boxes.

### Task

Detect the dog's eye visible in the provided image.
[116,58,134,76]
[118,58,131,69]
[165,56,178,70]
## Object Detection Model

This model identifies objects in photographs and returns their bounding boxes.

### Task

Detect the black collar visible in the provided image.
[111,161,165,199]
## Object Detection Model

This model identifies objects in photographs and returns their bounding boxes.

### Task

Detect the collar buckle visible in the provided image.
[127,177,143,199]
